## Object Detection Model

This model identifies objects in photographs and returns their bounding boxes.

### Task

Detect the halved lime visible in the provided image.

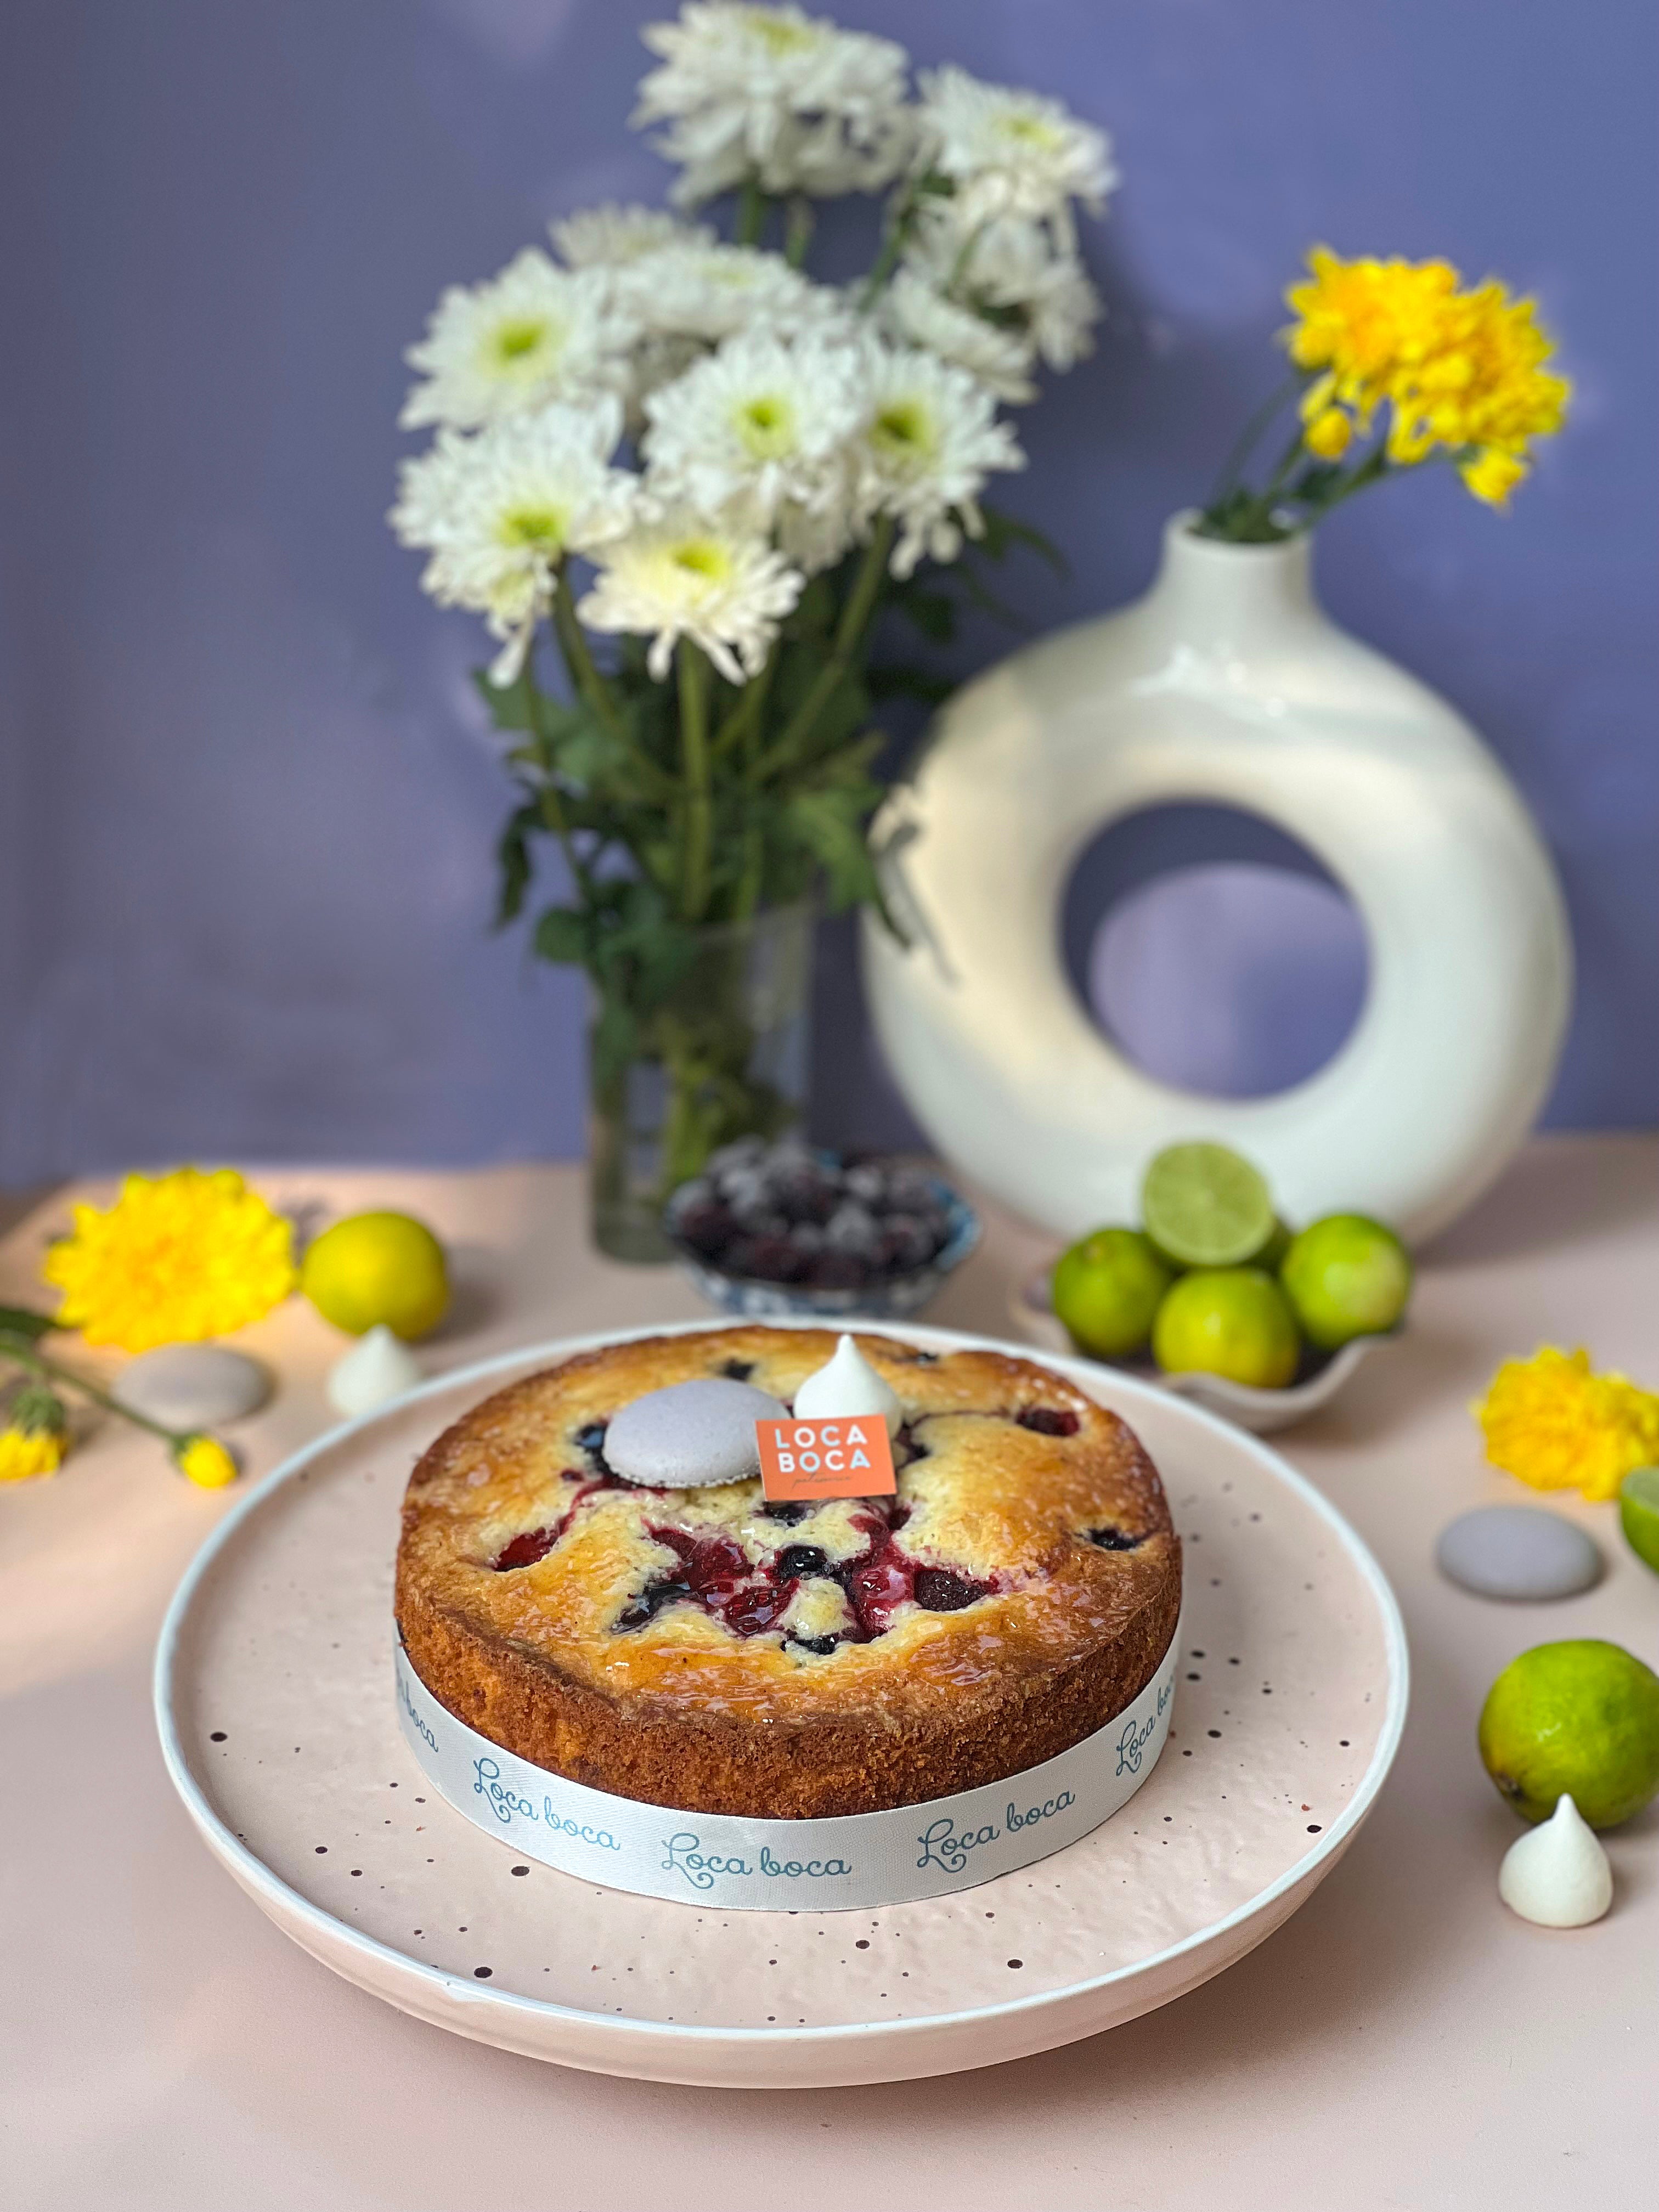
[1619,1466,1659,1575]
[1141,1143,1276,1269]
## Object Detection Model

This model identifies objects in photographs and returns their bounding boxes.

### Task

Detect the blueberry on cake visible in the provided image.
[395,1325,1180,1819]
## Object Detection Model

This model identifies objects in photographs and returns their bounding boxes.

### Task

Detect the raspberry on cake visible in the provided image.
[395,1326,1181,1820]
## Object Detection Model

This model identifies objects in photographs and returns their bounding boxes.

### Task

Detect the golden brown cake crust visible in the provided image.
[395,1325,1181,1819]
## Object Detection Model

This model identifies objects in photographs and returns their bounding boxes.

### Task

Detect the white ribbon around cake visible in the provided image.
[394,1609,1181,1914]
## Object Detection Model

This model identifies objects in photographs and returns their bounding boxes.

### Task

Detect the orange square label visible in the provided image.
[756,1415,896,1504]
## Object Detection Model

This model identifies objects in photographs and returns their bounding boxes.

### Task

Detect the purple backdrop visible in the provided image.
[1,0,1654,1186]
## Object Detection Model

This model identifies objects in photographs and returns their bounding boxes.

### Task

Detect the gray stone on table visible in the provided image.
[112,1344,272,1429]
[1436,1504,1602,1602]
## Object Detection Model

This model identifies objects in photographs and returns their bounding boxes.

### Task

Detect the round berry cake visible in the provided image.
[395,1327,1181,1820]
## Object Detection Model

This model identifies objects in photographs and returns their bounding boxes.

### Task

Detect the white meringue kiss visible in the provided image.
[326,1325,424,1421]
[1498,1793,1612,1928]
[792,1334,902,1436]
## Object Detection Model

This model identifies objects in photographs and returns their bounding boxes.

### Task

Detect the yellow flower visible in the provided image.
[43,1167,296,1352]
[0,1384,69,1482]
[1287,246,1462,429]
[174,1434,240,1489]
[1474,1346,1659,1502]
[1284,247,1569,504]
[0,1424,65,1482]
[1303,407,1353,460]
[1460,448,1527,508]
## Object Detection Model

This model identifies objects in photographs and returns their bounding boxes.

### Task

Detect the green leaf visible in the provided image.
[888,584,957,644]
[494,800,541,928]
[472,665,540,733]
[0,1303,55,1341]
[533,907,591,964]
[975,504,1070,577]
[866,662,956,708]
[786,787,883,913]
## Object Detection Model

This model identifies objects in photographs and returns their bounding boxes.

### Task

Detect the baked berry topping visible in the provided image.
[1086,1525,1147,1551]
[616,1577,692,1630]
[720,1359,755,1381]
[493,1525,559,1571]
[774,1544,831,1580]
[789,1634,841,1656]
[574,1421,607,1453]
[1018,1407,1081,1436]
[760,1500,810,1525]
[912,1566,991,1611]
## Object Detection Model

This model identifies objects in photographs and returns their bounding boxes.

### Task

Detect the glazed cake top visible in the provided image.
[398,1325,1178,1729]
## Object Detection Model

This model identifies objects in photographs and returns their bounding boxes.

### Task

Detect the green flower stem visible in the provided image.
[676,641,714,923]
[751,518,895,785]
[551,581,676,802]
[522,672,600,905]
[736,176,769,246]
[0,1334,190,1451]
[783,194,815,269]
[1205,374,1304,514]
[860,178,926,307]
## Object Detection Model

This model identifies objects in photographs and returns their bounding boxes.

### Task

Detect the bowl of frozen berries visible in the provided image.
[663,1138,980,1318]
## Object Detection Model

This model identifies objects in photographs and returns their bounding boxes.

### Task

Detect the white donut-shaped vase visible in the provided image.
[861,516,1572,1246]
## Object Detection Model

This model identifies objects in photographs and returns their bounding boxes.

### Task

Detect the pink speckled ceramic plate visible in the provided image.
[155,1322,1407,2090]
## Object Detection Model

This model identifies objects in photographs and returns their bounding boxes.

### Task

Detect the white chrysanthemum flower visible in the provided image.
[916,65,1116,240]
[390,401,635,681]
[620,239,839,345]
[854,341,1025,578]
[635,2,913,204]
[400,249,633,430]
[641,329,866,530]
[550,202,712,268]
[904,204,1102,374]
[879,268,1037,404]
[961,216,1102,370]
[578,514,803,683]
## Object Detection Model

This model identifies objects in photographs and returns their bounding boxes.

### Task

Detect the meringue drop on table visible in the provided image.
[326,1325,424,1421]
[792,1334,902,1435]
[1498,1793,1613,1928]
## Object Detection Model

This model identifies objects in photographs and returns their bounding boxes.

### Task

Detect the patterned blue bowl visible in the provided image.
[664,1169,980,1321]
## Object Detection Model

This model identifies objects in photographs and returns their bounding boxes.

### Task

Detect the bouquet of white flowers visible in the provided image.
[391,2,1114,1256]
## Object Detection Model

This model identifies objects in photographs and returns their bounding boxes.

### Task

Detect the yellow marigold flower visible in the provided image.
[1284,248,1569,505]
[1389,279,1570,473]
[0,1424,66,1482]
[43,1167,296,1353]
[174,1434,240,1488]
[1286,246,1461,426]
[1474,1346,1659,1502]
[1303,407,1353,460]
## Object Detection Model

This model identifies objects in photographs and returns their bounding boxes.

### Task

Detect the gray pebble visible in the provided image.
[113,1344,271,1429]
[603,1376,788,1489]
[1436,1505,1602,1602]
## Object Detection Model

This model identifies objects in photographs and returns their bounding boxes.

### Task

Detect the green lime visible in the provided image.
[1479,1639,1659,1829]
[1618,1466,1659,1575]
[1051,1229,1173,1360]
[1279,1213,1412,1350]
[1150,1268,1300,1390]
[1141,1143,1276,1269]
[301,1211,450,1340]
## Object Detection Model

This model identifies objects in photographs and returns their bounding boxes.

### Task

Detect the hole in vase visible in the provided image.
[1062,804,1369,1101]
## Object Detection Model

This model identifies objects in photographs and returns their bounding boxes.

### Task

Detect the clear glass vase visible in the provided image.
[588,902,815,1262]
